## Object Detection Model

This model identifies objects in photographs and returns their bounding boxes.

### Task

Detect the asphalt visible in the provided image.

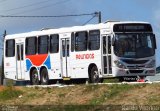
[146,73,160,82]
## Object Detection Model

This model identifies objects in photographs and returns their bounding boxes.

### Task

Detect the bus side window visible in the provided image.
[75,31,88,51]
[38,35,49,54]
[89,30,100,50]
[71,32,74,52]
[26,37,37,55]
[50,34,59,53]
[5,39,15,57]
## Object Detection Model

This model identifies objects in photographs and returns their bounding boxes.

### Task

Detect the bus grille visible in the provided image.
[129,70,144,73]
[122,60,148,64]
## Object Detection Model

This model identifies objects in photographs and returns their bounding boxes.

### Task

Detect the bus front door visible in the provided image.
[16,43,25,80]
[102,35,112,75]
[61,38,70,80]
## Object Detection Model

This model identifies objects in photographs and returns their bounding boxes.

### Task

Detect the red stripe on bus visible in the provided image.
[26,54,48,66]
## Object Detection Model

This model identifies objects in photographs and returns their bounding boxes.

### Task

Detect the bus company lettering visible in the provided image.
[76,53,94,60]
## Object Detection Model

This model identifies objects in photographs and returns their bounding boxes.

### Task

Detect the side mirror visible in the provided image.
[112,36,115,46]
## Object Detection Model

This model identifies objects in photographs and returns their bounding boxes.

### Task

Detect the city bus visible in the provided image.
[3,21,156,85]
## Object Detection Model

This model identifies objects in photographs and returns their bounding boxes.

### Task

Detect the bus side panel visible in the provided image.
[4,57,17,80]
[70,50,102,79]
[70,52,88,79]
[49,53,62,79]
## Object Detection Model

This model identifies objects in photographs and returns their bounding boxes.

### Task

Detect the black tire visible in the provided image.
[40,68,49,85]
[31,69,39,85]
[89,66,100,83]
[119,77,124,82]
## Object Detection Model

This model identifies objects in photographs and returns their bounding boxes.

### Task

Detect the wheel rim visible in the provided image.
[42,73,47,83]
[41,69,48,84]
[32,71,39,84]
[93,70,99,82]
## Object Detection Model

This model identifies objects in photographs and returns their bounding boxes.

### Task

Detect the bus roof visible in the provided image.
[5,21,150,39]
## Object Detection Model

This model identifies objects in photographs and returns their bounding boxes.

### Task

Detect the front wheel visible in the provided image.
[89,66,100,83]
[31,69,39,85]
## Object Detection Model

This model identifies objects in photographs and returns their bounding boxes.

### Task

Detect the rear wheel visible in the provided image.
[31,69,39,85]
[89,66,100,83]
[40,68,49,85]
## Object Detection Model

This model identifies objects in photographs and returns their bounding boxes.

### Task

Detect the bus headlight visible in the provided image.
[145,60,155,68]
[114,60,126,69]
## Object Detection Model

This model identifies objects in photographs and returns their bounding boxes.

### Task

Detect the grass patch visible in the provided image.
[58,93,66,98]
[0,86,23,101]
[90,84,136,105]
[83,84,100,93]
[103,78,120,83]
[147,95,160,105]
[17,105,95,111]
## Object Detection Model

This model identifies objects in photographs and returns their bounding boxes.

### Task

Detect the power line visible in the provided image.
[1,0,51,13]
[0,11,101,24]
[10,0,72,15]
[83,15,97,25]
[0,13,95,18]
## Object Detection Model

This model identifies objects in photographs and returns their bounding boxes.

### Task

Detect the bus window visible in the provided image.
[71,32,75,52]
[108,36,111,54]
[75,31,88,51]
[38,35,49,54]
[103,37,107,54]
[5,39,15,57]
[26,37,37,55]
[17,44,24,61]
[89,30,100,50]
[50,34,59,53]
[17,45,20,60]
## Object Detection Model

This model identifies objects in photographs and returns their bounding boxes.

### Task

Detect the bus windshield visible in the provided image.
[114,33,155,58]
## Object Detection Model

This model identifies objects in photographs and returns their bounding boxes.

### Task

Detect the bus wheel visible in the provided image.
[31,69,39,85]
[90,66,100,83]
[40,68,49,85]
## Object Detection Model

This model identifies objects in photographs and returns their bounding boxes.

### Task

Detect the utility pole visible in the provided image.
[95,11,102,23]
[0,30,6,85]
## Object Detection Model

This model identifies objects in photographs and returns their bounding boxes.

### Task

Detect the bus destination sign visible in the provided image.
[113,24,153,32]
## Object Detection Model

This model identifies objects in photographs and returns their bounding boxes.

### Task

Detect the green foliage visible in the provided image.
[106,84,134,99]
[103,78,119,83]
[0,86,23,101]
[58,93,66,98]
[18,105,94,111]
[90,84,135,105]
[83,84,100,93]
[46,87,52,94]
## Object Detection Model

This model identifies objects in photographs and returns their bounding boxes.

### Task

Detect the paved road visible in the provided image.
[1,73,160,86]
[146,73,160,82]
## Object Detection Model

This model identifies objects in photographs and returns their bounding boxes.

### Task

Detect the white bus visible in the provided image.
[3,21,156,85]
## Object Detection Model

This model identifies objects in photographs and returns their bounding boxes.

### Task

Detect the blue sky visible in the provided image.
[0,0,160,66]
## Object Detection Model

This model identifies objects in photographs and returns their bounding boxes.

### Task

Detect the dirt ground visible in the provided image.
[0,86,4,91]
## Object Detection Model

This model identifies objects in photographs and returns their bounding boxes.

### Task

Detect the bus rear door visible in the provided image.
[60,38,71,80]
[16,43,25,80]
